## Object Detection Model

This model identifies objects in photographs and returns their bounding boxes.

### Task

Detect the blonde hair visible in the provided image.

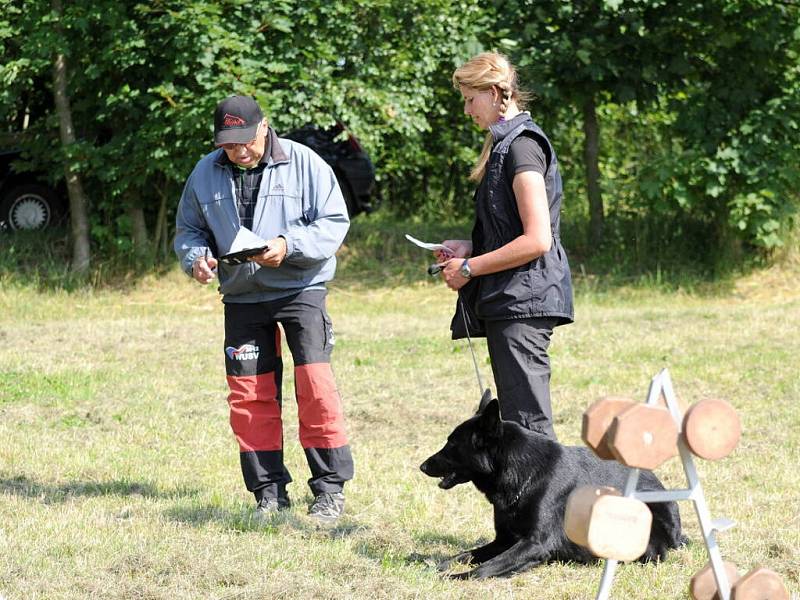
[453,52,529,181]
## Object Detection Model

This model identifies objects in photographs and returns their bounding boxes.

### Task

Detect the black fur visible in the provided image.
[420,399,685,579]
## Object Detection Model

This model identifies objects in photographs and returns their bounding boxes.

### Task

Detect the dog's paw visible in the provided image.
[436,557,453,572]
[445,569,473,580]
[437,552,471,572]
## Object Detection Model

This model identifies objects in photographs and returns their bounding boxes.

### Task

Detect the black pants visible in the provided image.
[485,317,560,440]
[223,289,354,502]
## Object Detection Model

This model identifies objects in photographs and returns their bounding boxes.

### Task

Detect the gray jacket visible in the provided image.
[174,127,350,302]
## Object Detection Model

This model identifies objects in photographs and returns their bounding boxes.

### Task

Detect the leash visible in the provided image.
[429,265,541,509]
[428,262,490,400]
[459,295,487,399]
[459,289,536,510]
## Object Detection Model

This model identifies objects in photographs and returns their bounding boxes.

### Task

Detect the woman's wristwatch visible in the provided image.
[459,259,473,279]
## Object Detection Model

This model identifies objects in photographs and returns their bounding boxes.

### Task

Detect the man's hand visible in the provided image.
[249,236,288,268]
[193,254,218,284]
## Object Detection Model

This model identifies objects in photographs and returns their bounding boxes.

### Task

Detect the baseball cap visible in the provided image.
[214,95,263,146]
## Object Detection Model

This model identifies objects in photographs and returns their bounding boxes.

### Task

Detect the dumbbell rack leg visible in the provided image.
[595,559,619,599]
[594,465,643,600]
[593,369,733,600]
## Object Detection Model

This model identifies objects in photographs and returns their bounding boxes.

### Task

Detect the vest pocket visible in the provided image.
[478,268,532,316]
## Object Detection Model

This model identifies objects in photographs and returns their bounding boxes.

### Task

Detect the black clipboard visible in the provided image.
[218,245,269,265]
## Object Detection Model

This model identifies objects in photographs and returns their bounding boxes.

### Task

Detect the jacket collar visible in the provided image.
[266,126,288,164]
[489,112,532,144]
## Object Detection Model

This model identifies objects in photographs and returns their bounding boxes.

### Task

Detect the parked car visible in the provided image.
[0,149,65,231]
[282,122,378,217]
[1,122,377,231]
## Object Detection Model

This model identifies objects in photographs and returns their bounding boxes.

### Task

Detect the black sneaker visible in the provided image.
[308,492,345,526]
[255,495,291,517]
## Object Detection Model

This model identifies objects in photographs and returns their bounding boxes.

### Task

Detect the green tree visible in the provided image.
[499,0,800,258]
[2,0,797,273]
[645,1,800,256]
[499,0,698,248]
[2,0,488,266]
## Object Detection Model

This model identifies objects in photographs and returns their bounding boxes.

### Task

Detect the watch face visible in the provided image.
[460,261,471,278]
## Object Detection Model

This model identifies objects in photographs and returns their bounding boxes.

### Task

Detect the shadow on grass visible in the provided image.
[414,530,485,548]
[400,531,491,569]
[0,473,198,501]
[166,501,368,539]
[344,528,489,574]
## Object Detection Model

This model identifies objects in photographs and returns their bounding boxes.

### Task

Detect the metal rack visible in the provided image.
[593,368,735,600]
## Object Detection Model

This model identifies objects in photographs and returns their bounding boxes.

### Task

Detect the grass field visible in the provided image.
[1,229,799,599]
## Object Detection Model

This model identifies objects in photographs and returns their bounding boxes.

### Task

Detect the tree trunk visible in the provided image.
[125,189,149,259]
[582,94,604,248]
[129,204,149,259]
[153,183,169,260]
[52,0,91,274]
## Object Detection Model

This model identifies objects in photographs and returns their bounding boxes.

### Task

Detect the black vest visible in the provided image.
[467,113,574,326]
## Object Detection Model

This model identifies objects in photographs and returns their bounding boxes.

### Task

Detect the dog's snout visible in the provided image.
[420,459,430,474]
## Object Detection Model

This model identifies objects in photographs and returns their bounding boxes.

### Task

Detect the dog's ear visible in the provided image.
[476,388,493,413]
[479,398,503,439]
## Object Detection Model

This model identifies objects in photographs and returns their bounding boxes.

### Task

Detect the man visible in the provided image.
[174,95,353,526]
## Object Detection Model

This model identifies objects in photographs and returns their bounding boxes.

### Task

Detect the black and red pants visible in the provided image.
[223,288,353,502]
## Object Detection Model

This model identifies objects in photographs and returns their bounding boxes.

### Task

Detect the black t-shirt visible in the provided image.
[503,134,547,183]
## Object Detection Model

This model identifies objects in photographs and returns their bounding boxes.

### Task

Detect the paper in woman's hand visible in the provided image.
[404,234,451,253]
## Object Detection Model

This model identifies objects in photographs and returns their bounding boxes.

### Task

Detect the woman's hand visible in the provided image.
[435,239,472,262]
[441,257,471,291]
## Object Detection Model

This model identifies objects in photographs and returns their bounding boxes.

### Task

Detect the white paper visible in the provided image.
[404,233,451,252]
[228,227,268,254]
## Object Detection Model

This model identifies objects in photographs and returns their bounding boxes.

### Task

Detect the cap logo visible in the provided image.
[223,113,246,128]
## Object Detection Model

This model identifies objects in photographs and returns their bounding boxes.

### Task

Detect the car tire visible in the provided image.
[0,184,58,231]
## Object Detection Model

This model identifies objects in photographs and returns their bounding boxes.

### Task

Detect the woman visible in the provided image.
[437,51,573,440]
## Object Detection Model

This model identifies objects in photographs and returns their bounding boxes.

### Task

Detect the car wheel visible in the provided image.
[0,184,57,231]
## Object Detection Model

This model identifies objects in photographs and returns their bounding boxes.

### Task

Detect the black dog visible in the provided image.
[420,398,685,579]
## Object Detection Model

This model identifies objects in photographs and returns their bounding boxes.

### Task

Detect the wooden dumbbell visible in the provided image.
[689,561,741,600]
[581,396,636,460]
[607,404,679,470]
[683,398,741,460]
[731,567,789,600]
[564,485,652,562]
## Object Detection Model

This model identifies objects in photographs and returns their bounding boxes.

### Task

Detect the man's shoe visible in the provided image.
[255,495,291,517]
[308,492,345,526]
